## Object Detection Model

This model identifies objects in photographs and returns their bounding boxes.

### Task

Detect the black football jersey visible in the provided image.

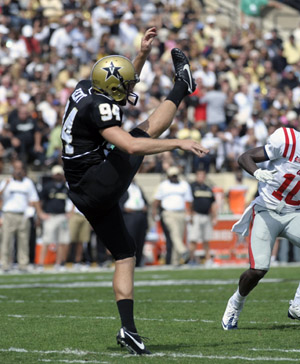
[61,80,123,183]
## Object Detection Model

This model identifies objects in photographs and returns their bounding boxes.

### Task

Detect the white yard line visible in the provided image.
[3,313,209,324]
[0,298,195,304]
[0,278,286,289]
[3,313,299,327]
[250,348,300,353]
[0,347,299,362]
[39,360,108,363]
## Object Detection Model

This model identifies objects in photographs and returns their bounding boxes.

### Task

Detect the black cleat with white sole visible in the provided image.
[171,48,196,94]
[116,327,151,355]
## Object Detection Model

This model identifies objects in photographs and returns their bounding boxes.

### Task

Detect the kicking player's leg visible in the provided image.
[137,48,196,139]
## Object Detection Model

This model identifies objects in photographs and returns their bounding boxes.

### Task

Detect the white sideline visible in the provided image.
[0,278,286,289]
[39,360,107,363]
[0,347,300,362]
[4,313,211,324]
[3,313,300,327]
[250,348,300,353]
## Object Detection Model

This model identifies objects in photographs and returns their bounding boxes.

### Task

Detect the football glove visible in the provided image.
[253,168,276,183]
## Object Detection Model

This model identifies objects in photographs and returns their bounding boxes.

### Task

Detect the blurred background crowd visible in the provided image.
[0,0,300,270]
[0,0,300,175]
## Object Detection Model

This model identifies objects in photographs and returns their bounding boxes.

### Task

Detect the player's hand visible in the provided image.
[253,168,276,182]
[140,27,157,55]
[179,139,209,158]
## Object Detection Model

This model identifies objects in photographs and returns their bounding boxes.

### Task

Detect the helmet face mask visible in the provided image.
[91,55,139,105]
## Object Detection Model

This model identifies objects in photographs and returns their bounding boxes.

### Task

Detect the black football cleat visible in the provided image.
[171,48,196,94]
[116,327,151,355]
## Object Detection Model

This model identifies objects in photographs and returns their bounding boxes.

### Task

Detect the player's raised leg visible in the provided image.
[137,48,196,139]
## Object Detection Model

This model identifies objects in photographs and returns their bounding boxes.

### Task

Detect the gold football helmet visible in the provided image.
[91,55,140,105]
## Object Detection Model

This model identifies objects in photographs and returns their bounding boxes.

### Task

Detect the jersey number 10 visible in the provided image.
[272,173,300,206]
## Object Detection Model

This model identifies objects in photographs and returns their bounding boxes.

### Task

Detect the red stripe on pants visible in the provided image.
[248,205,256,269]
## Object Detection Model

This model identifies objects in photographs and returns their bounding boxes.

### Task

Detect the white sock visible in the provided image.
[230,288,246,309]
[293,283,300,305]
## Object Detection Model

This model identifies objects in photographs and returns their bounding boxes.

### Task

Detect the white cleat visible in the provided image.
[288,300,300,320]
[222,298,243,330]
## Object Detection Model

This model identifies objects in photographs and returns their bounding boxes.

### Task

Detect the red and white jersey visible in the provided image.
[255,127,300,213]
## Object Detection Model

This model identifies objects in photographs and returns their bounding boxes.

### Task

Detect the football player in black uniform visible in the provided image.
[61,27,208,355]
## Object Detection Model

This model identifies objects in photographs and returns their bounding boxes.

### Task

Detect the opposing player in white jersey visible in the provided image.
[222,126,300,330]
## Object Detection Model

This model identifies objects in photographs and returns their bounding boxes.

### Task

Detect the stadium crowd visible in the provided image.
[0,0,299,174]
[0,0,300,270]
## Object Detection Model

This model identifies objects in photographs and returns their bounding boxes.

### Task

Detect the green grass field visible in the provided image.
[0,265,299,364]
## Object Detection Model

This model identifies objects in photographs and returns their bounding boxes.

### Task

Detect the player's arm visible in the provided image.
[238,146,268,175]
[132,27,157,77]
[100,126,209,158]
[238,146,276,183]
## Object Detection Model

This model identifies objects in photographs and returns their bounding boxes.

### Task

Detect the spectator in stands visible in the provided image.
[234,83,254,120]
[177,121,202,174]
[198,82,227,131]
[7,103,44,167]
[39,0,64,20]
[225,89,239,125]
[247,109,269,145]
[283,34,300,65]
[240,126,260,154]
[119,11,138,46]
[195,124,221,172]
[270,28,283,50]
[0,160,44,272]
[21,24,41,56]
[263,32,278,59]
[226,33,243,61]
[152,166,193,265]
[271,45,287,73]
[91,0,115,43]
[0,0,300,182]
[217,123,244,171]
[203,15,223,48]
[278,65,299,90]
[188,75,207,130]
[194,60,216,89]
[49,15,74,58]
